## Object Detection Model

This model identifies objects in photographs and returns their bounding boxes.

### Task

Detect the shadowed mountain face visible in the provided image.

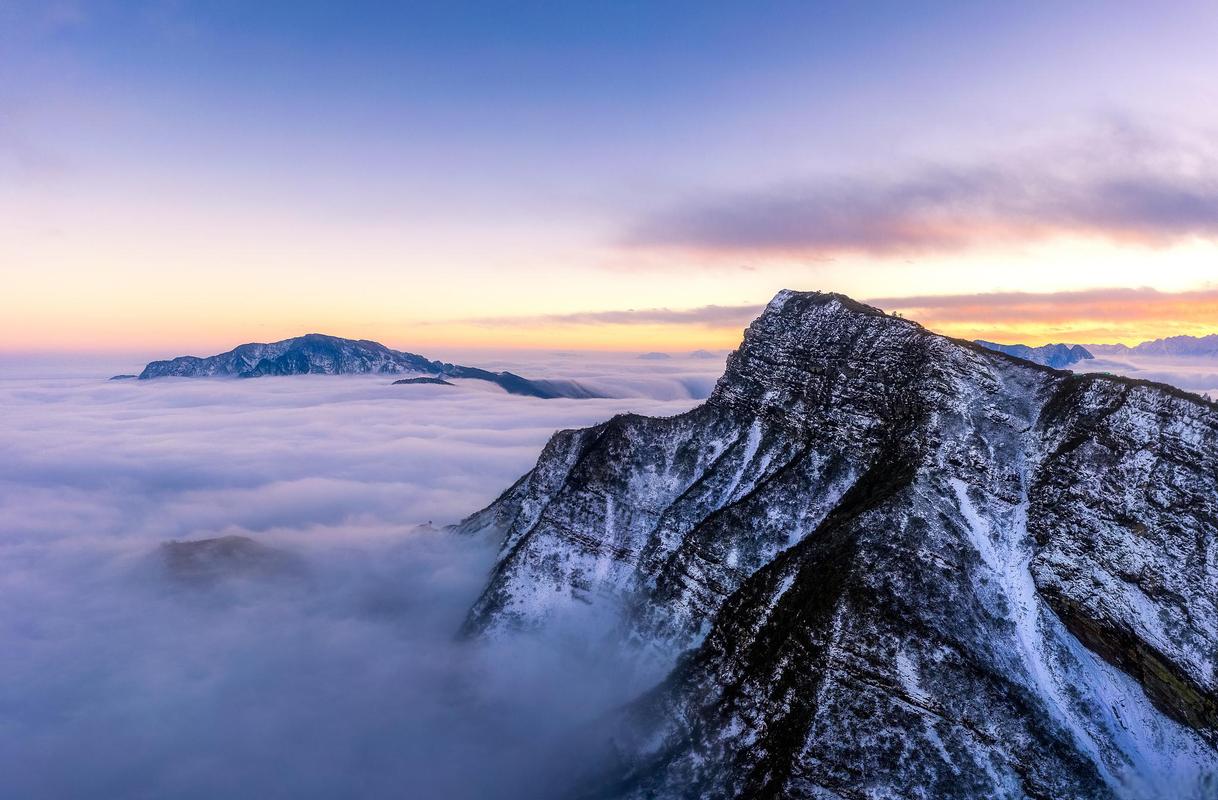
[130,333,597,399]
[460,291,1218,799]
[976,339,1095,368]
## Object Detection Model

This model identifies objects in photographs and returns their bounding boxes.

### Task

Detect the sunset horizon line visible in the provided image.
[5,284,1217,358]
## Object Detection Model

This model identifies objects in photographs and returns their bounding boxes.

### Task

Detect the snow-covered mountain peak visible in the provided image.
[458,289,1218,799]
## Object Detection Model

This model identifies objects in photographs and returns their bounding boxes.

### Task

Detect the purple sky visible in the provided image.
[3,1,1217,350]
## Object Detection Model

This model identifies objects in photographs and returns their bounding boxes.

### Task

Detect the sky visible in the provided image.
[3,0,1218,353]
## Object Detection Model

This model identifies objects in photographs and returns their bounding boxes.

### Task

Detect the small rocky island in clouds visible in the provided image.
[158,535,306,587]
[392,376,454,386]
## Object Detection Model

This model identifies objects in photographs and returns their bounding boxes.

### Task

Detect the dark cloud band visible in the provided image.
[625,127,1218,256]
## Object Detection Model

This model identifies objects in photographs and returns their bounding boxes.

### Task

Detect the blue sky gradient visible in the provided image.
[3,1,1217,350]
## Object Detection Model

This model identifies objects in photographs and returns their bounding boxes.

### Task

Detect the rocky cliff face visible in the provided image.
[460,291,1218,799]
[133,333,596,399]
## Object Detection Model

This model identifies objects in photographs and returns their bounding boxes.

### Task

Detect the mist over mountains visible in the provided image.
[116,335,738,402]
[9,0,1218,794]
[972,334,1218,399]
[1090,333,1218,358]
[114,325,1218,407]
[5,295,1218,799]
[0,372,702,799]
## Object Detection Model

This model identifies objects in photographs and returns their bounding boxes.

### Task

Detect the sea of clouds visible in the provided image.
[1084,353,1218,400]
[448,347,729,401]
[0,358,716,800]
[3,344,1213,799]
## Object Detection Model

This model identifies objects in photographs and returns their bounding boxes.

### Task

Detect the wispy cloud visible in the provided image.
[625,124,1218,257]
[460,284,1218,348]
[465,285,1218,334]
[466,303,765,328]
[871,286,1218,325]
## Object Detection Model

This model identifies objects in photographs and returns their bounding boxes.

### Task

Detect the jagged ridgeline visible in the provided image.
[459,290,1218,800]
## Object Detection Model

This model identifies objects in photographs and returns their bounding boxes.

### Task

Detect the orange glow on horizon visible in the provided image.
[4,307,1217,357]
[0,317,749,356]
[4,236,1217,355]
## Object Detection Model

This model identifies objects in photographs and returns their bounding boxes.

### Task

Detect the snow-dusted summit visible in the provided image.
[460,290,1218,799]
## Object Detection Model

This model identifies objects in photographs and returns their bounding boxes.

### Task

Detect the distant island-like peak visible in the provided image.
[121,333,598,399]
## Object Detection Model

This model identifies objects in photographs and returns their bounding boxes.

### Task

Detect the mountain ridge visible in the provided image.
[975,339,1095,368]
[1090,333,1218,358]
[459,289,1218,799]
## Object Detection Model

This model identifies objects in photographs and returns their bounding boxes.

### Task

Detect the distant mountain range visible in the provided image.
[977,333,1218,367]
[1089,333,1218,358]
[974,340,1094,368]
[124,333,598,399]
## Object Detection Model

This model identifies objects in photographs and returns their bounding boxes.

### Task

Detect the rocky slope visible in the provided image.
[460,290,1218,799]
[130,333,596,399]
[976,339,1095,368]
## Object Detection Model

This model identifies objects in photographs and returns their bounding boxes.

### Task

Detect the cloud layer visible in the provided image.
[627,126,1218,257]
[470,304,763,329]
[3,343,1214,799]
[866,285,1218,344]
[869,286,1218,323]
[0,370,702,799]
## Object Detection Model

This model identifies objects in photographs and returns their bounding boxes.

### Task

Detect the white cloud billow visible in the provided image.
[0,369,703,799]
